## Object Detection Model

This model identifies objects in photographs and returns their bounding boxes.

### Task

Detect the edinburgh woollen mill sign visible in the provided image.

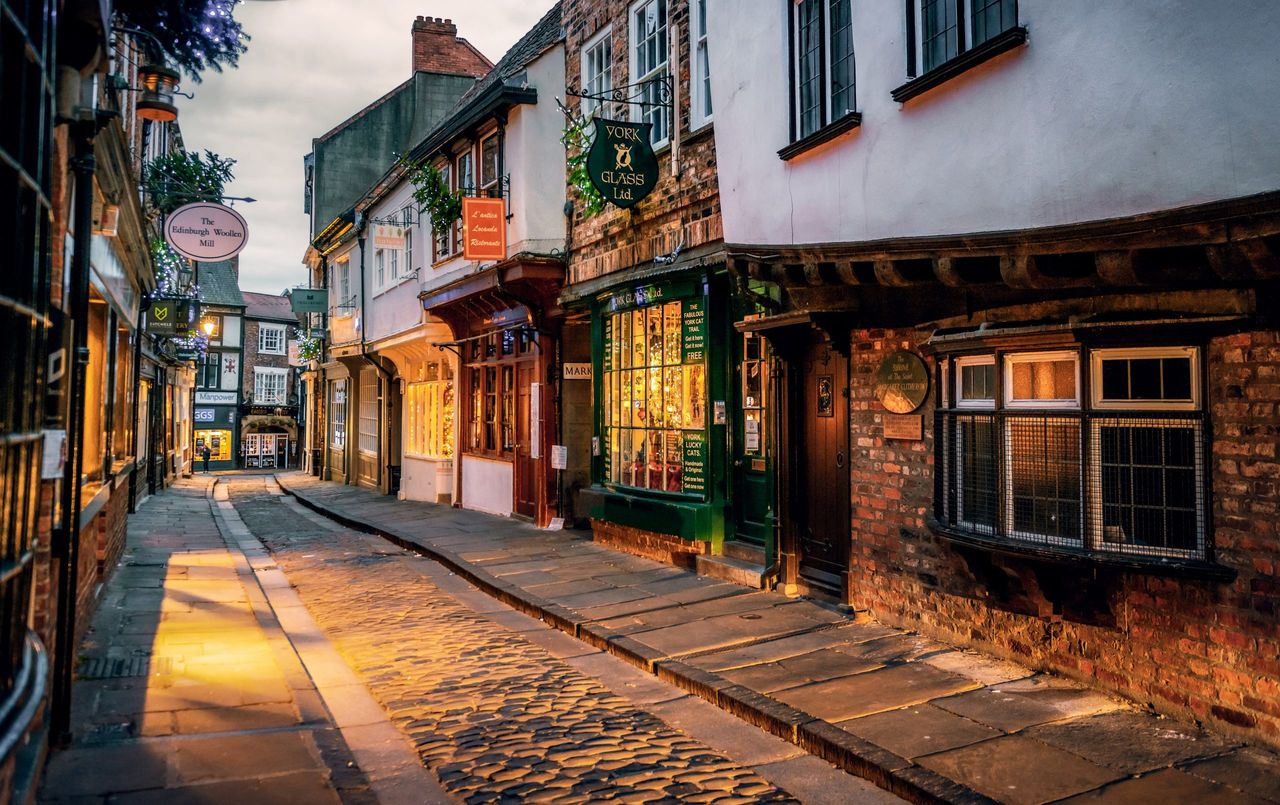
[587,119,658,209]
[164,202,249,262]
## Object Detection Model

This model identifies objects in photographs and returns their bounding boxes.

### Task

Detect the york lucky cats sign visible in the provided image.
[587,119,658,209]
[165,202,248,262]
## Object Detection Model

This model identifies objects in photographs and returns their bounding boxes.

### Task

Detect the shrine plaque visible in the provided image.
[884,414,923,441]
[874,350,930,414]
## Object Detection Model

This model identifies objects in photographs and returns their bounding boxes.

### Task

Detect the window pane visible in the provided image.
[961,362,995,401]
[830,0,855,118]
[1100,355,1193,402]
[795,0,822,138]
[971,0,1016,47]
[1007,417,1081,542]
[957,415,997,530]
[1099,422,1199,553]
[922,0,960,71]
[1010,358,1075,401]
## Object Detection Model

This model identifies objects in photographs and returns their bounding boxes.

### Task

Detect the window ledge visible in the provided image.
[926,518,1237,582]
[892,26,1028,104]
[778,112,862,161]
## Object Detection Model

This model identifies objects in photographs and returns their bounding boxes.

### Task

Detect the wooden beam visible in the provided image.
[1095,251,1139,286]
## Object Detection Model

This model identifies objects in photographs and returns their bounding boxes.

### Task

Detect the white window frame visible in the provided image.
[629,0,670,148]
[479,133,500,194]
[1090,346,1200,411]
[329,379,347,450]
[689,0,712,129]
[1003,350,1080,410]
[954,354,996,410]
[432,162,455,262]
[336,257,351,312]
[253,367,288,405]
[374,248,386,291]
[580,25,613,119]
[258,323,286,355]
[402,206,415,277]
[358,368,379,456]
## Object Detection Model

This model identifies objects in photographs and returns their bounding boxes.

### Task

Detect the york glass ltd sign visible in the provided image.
[165,202,249,262]
[587,119,658,209]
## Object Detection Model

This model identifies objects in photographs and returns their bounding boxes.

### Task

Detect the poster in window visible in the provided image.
[681,299,706,363]
[682,431,707,496]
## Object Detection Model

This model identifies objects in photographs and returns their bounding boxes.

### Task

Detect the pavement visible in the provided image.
[273,471,1280,805]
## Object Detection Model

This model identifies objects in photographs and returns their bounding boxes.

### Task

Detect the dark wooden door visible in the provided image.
[514,362,536,517]
[797,337,850,595]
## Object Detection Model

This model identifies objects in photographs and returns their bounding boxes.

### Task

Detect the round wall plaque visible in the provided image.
[874,350,930,414]
[164,202,248,262]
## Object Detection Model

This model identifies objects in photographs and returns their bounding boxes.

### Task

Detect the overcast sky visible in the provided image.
[176,0,552,295]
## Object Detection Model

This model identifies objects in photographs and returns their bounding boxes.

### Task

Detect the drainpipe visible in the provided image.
[51,129,96,745]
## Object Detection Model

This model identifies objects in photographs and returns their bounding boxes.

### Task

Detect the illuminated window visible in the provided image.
[405,361,455,459]
[601,296,708,496]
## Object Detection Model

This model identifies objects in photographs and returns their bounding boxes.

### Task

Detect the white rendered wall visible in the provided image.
[506,44,568,256]
[327,240,361,346]
[707,0,1280,246]
[366,181,427,344]
[461,455,513,517]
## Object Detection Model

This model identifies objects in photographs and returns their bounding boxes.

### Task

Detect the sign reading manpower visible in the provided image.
[165,202,249,261]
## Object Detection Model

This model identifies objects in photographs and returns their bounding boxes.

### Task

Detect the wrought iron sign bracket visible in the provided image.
[565,75,673,117]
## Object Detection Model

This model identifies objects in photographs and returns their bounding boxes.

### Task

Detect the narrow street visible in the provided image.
[42,476,901,804]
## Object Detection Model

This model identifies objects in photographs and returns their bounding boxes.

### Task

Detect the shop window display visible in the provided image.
[602,298,708,496]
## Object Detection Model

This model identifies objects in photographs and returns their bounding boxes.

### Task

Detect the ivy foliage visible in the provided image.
[561,111,605,218]
[406,160,463,233]
[114,0,248,82]
[144,149,236,216]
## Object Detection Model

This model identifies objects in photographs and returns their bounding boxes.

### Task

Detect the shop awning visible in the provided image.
[419,256,564,337]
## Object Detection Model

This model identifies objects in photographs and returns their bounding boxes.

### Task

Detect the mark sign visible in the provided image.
[462,197,507,261]
[165,202,248,262]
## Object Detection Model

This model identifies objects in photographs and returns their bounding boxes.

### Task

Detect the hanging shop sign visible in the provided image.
[587,119,658,209]
[164,202,249,262]
[874,350,930,414]
[290,288,328,314]
[174,347,200,361]
[373,224,405,249]
[145,297,195,336]
[462,197,507,261]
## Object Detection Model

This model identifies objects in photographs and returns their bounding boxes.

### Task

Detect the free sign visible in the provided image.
[165,202,249,262]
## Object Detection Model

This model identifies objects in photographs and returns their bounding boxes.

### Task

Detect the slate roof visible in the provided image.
[198,261,245,307]
[243,291,296,322]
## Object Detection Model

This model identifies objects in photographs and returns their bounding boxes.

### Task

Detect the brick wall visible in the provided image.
[241,319,293,401]
[411,16,492,77]
[591,519,710,569]
[563,0,722,285]
[844,327,1280,749]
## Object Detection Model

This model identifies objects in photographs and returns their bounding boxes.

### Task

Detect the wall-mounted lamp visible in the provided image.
[136,63,182,122]
[201,318,217,338]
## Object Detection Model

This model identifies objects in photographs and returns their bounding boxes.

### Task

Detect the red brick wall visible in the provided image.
[564,0,722,285]
[844,327,1280,749]
[591,519,710,569]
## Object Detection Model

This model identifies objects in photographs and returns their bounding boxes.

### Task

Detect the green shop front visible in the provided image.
[585,268,777,567]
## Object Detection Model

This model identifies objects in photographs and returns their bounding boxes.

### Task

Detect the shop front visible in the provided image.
[420,258,563,525]
[241,415,297,469]
[583,270,733,565]
[374,331,456,504]
[193,390,239,471]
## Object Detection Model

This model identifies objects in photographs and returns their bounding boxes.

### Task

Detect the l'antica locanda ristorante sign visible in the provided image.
[587,119,658,209]
[164,202,249,262]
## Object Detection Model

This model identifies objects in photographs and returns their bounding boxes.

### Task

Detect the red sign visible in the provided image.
[462,197,507,262]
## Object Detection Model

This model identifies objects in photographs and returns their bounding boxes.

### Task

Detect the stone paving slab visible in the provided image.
[276,473,1280,805]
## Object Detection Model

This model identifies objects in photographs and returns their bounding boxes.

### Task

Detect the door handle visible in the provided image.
[835,450,845,468]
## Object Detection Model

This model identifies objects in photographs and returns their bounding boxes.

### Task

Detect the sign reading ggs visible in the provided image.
[587,119,658,209]
[165,202,249,262]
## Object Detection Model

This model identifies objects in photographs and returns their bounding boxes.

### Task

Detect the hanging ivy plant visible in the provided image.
[406,160,462,233]
[561,111,605,218]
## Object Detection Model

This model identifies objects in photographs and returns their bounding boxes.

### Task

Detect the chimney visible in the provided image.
[411,16,493,78]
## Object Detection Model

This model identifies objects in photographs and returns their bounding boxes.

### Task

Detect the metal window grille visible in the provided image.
[936,409,1207,560]
[0,0,54,701]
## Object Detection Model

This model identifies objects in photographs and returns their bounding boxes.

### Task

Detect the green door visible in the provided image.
[732,326,772,546]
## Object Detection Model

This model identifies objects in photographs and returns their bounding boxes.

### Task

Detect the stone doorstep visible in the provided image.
[695,553,767,589]
[273,475,1274,805]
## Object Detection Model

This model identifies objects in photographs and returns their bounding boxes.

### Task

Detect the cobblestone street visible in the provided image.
[224,476,899,803]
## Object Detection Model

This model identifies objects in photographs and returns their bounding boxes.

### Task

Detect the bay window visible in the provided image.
[405,360,455,459]
[936,345,1207,561]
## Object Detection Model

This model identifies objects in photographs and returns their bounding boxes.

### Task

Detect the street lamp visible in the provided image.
[202,318,217,338]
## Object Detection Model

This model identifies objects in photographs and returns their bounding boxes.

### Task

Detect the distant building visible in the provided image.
[192,262,246,471]
[240,292,302,469]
